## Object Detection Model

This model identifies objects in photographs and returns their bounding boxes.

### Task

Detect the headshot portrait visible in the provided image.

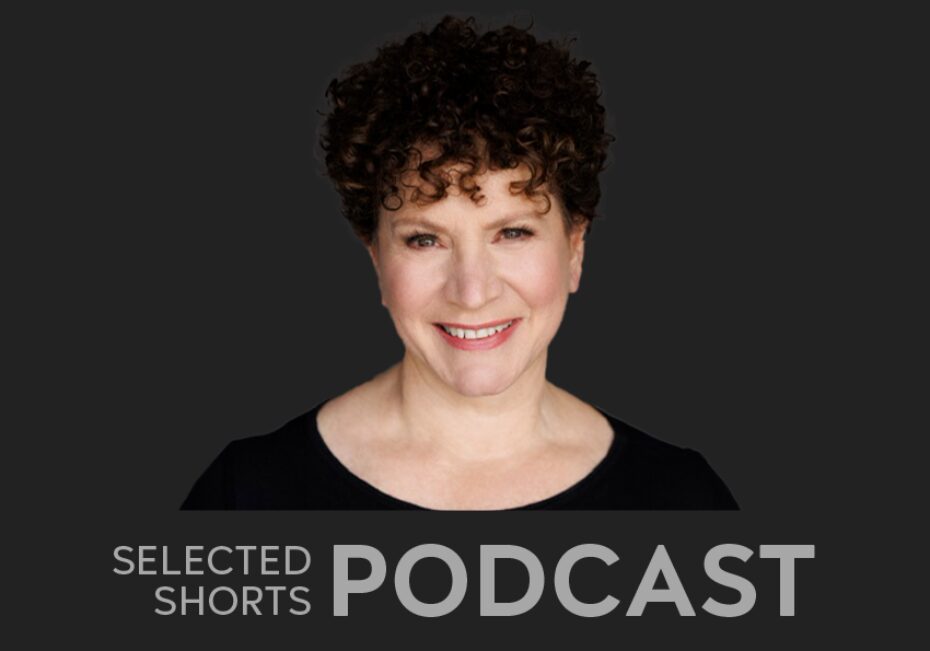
[15,2,904,644]
[180,14,739,511]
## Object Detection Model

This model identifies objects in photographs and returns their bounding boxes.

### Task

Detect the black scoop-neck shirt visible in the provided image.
[181,399,739,510]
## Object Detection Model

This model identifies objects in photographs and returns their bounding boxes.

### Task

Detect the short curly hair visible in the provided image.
[319,15,614,246]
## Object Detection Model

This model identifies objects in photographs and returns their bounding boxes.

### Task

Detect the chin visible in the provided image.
[443,367,516,397]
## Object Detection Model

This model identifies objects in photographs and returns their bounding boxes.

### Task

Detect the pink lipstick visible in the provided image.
[433,318,521,351]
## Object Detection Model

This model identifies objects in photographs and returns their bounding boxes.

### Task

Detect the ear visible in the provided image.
[568,221,586,294]
[367,241,379,270]
[366,241,386,307]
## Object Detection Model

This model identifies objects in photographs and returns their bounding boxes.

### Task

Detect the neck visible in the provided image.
[381,350,562,463]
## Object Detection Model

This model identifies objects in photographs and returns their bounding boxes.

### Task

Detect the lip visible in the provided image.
[434,318,522,351]
[435,318,516,330]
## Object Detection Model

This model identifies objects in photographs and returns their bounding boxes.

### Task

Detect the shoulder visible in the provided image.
[180,410,319,510]
[596,414,740,510]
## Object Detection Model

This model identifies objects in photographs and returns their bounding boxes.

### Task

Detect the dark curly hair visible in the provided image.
[319,15,614,246]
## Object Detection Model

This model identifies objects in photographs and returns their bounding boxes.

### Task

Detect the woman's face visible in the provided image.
[368,164,586,397]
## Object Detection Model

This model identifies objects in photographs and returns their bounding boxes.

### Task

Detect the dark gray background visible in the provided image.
[10,1,918,647]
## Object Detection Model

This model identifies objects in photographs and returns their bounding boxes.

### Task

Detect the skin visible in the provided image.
[316,162,614,509]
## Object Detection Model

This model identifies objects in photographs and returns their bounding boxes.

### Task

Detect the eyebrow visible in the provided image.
[390,211,544,234]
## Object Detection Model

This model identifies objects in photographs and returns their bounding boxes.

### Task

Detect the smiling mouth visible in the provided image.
[434,319,519,340]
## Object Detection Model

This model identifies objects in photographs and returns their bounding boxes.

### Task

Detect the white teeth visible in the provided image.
[441,320,513,339]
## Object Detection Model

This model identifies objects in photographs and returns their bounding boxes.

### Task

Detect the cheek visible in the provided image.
[377,243,572,316]
[514,247,572,309]
[379,258,438,315]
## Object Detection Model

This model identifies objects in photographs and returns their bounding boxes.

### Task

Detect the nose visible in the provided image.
[442,237,504,309]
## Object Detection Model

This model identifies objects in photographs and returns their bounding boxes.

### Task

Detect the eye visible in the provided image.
[406,232,438,248]
[404,227,535,249]
[501,227,535,241]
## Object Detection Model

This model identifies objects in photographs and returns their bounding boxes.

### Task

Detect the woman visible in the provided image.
[181,15,738,510]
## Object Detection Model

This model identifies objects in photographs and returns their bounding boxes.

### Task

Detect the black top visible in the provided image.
[180,399,739,510]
